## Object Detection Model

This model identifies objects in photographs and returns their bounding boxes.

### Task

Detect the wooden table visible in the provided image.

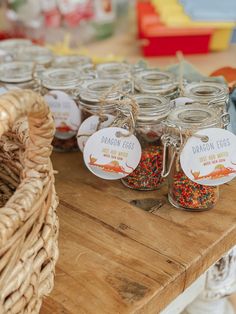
[40,150,236,313]
[40,31,236,313]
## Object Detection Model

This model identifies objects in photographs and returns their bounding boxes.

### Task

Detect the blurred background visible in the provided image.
[0,0,236,57]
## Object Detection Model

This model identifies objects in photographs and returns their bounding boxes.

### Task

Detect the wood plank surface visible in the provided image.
[40,28,236,313]
[40,151,236,314]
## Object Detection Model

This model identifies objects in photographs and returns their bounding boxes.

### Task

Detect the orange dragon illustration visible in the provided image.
[89,155,134,175]
[191,163,236,181]
[57,122,74,133]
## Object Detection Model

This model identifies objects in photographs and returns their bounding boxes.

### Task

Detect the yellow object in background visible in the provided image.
[47,34,124,64]
[151,0,234,51]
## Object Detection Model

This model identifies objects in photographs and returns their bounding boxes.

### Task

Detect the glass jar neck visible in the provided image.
[0,62,34,83]
[42,68,81,90]
[135,70,178,97]
[165,105,221,132]
[16,45,53,66]
[134,94,171,125]
[79,79,131,108]
[97,62,131,79]
[183,82,228,105]
[53,55,92,68]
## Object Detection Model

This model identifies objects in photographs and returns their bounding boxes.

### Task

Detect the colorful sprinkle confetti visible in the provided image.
[122,145,164,190]
[170,170,218,210]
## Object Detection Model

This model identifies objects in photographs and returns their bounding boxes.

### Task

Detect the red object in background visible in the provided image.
[136,0,213,56]
[44,8,62,27]
[141,28,213,57]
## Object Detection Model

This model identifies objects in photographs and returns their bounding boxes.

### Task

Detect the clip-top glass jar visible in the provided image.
[121,94,171,190]
[15,45,53,76]
[134,69,179,99]
[41,68,82,152]
[183,82,229,114]
[78,78,132,121]
[97,62,133,92]
[0,62,40,94]
[162,105,222,211]
[97,62,131,80]
[0,38,32,54]
[52,55,92,68]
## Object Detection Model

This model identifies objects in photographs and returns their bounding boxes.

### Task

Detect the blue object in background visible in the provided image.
[180,0,236,21]
[228,89,236,134]
[231,29,236,43]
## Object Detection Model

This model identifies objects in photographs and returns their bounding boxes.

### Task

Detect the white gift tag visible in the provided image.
[77,114,115,152]
[44,90,81,140]
[83,127,142,180]
[180,128,236,186]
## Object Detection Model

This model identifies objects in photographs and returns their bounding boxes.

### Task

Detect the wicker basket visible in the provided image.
[0,90,59,313]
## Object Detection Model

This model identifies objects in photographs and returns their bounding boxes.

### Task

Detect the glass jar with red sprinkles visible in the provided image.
[162,105,222,211]
[121,94,171,190]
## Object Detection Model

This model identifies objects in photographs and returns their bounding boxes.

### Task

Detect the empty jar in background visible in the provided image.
[0,38,32,56]
[52,55,92,69]
[97,62,131,80]
[121,94,171,190]
[134,69,179,99]
[183,81,229,114]
[0,62,40,94]
[162,105,222,211]
[41,68,82,152]
[15,45,54,77]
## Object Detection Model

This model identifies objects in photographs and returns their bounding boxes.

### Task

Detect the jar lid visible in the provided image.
[183,82,228,104]
[166,105,219,129]
[135,70,178,94]
[79,79,131,103]
[134,94,171,123]
[42,68,81,89]
[97,62,131,79]
[53,55,92,68]
[0,39,32,51]
[0,62,34,83]
[16,45,53,65]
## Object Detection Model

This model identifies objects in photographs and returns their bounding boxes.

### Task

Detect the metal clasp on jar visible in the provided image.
[221,112,230,129]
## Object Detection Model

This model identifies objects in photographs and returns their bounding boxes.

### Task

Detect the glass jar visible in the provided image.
[97,62,134,93]
[134,69,179,100]
[0,39,32,54]
[162,105,222,211]
[15,45,53,77]
[52,55,92,68]
[97,62,131,80]
[41,68,82,152]
[0,62,40,94]
[183,82,229,114]
[121,94,171,190]
[78,78,132,121]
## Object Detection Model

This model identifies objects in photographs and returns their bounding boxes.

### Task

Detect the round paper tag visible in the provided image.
[180,128,236,186]
[44,90,81,140]
[83,127,142,180]
[77,114,115,152]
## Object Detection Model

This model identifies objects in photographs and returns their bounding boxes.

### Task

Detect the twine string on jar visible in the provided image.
[161,123,210,176]
[78,80,139,138]
[114,92,139,138]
